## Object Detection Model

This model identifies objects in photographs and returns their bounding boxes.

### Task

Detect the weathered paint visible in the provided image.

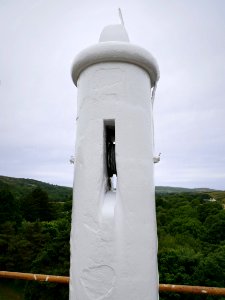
[70,24,159,300]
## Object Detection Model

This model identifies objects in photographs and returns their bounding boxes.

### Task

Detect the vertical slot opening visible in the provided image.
[104,120,117,191]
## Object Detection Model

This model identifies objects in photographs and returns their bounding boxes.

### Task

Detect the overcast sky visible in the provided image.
[0,0,225,189]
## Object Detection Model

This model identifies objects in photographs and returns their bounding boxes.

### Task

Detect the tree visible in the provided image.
[24,218,70,300]
[203,211,225,244]
[0,222,16,271]
[197,201,223,223]
[0,189,20,223]
[195,245,225,288]
[158,247,202,300]
[22,187,53,222]
[168,217,204,239]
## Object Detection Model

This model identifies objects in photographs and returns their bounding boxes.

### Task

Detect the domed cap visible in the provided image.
[72,23,159,87]
[99,24,129,42]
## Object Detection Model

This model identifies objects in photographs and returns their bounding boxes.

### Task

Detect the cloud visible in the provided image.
[0,0,225,189]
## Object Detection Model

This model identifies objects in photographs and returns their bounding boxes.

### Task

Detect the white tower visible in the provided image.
[70,23,160,300]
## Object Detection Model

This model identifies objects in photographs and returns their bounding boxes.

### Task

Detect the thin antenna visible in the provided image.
[118,8,125,26]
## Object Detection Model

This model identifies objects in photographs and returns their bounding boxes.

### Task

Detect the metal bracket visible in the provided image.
[153,152,161,164]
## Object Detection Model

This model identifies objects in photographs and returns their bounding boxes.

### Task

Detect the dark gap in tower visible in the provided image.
[104,120,117,190]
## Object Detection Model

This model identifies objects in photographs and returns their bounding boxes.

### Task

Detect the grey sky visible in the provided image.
[0,0,225,189]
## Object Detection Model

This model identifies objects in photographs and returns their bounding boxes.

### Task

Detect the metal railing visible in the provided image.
[1,271,225,296]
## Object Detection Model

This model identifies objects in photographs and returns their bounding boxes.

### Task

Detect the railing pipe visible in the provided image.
[0,271,69,284]
[160,284,225,296]
[1,271,225,296]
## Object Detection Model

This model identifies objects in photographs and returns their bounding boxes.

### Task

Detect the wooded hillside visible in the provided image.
[0,175,225,299]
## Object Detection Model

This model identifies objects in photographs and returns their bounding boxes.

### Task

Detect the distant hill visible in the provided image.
[0,175,72,202]
[155,186,219,194]
[155,186,225,203]
[0,175,223,202]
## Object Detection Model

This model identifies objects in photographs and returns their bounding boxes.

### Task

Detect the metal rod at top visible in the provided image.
[118,8,125,26]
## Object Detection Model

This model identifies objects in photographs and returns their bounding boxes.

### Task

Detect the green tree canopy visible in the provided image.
[22,187,53,222]
[0,189,19,223]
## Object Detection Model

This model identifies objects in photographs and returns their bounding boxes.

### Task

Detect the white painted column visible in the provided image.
[70,24,160,300]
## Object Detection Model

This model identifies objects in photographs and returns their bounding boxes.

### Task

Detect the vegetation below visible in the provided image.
[0,279,25,300]
[0,175,225,299]
[157,192,225,300]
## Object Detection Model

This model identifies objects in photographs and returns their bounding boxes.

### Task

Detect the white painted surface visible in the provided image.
[70,24,159,300]
[99,24,129,42]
